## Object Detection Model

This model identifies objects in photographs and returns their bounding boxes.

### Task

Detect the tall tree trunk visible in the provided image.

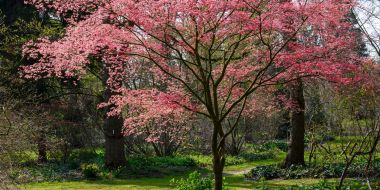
[37,130,47,163]
[244,117,253,143]
[102,67,126,169]
[276,111,290,140]
[283,79,305,167]
[103,112,126,168]
[36,81,49,163]
[212,121,225,190]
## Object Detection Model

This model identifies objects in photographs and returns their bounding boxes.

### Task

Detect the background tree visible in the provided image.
[22,0,129,168]
[282,3,367,167]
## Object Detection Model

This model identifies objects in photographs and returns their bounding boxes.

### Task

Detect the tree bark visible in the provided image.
[103,113,126,168]
[102,66,126,169]
[276,111,290,140]
[212,121,225,190]
[283,79,305,167]
[37,130,48,163]
[244,118,253,143]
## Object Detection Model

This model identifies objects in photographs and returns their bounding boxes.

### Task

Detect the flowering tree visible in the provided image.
[124,90,193,156]
[22,0,131,168]
[23,0,360,188]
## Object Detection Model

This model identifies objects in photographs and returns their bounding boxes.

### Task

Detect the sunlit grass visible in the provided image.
[22,137,379,190]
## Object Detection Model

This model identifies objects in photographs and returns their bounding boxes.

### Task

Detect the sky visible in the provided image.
[356,0,380,58]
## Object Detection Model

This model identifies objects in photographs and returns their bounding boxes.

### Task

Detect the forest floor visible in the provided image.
[23,156,337,190]
[10,138,379,190]
[24,177,334,190]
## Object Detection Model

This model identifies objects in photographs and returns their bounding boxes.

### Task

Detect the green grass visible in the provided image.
[25,178,173,190]
[224,153,285,174]
[19,137,379,190]
[25,176,346,190]
[24,153,287,190]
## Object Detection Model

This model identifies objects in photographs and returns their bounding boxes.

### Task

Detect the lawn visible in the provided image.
[12,139,379,190]
[25,176,343,190]
[23,154,341,190]
[24,155,283,190]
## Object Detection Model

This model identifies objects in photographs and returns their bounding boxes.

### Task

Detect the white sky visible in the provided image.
[355,0,380,58]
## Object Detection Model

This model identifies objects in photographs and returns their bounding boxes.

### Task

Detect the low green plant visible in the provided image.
[239,150,276,162]
[246,158,380,180]
[262,140,288,152]
[247,164,281,180]
[68,149,101,163]
[114,156,196,178]
[171,171,230,190]
[254,177,270,190]
[189,154,246,167]
[80,163,100,178]
[279,179,369,190]
[171,171,213,190]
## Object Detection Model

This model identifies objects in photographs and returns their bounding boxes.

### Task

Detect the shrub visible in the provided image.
[246,158,380,180]
[254,179,371,190]
[171,171,213,190]
[281,165,307,179]
[80,163,100,178]
[281,180,369,190]
[239,151,276,162]
[114,156,196,178]
[225,156,246,166]
[127,156,196,169]
[246,165,281,180]
[262,140,288,152]
[68,149,101,163]
[189,155,213,167]
[189,154,245,167]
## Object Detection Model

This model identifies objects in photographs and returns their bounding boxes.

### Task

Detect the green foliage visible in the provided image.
[66,149,103,170]
[112,156,196,178]
[245,141,288,153]
[224,156,247,166]
[262,141,288,152]
[8,161,82,183]
[128,156,196,168]
[247,164,281,180]
[188,155,213,167]
[189,151,276,168]
[171,171,213,190]
[246,158,380,180]
[68,149,101,163]
[239,150,276,162]
[80,163,100,178]
[254,177,270,190]
[254,179,370,190]
[283,180,369,190]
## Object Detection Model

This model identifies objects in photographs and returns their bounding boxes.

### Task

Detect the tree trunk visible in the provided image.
[244,118,253,143]
[276,111,290,140]
[102,66,126,168]
[212,121,225,190]
[283,79,305,167]
[103,114,126,168]
[37,131,47,163]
